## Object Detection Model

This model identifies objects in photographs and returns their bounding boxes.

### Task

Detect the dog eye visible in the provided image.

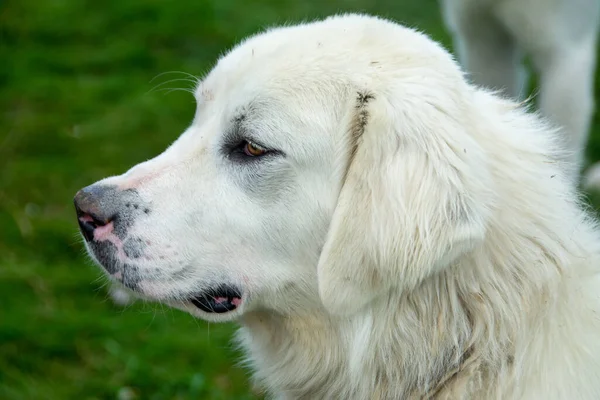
[242,141,268,157]
[225,138,280,162]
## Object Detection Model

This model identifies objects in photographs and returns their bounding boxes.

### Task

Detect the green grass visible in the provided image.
[2,0,600,398]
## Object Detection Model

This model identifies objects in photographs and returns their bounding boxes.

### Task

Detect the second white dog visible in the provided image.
[441,0,600,185]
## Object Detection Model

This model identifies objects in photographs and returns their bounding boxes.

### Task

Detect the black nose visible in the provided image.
[74,185,114,242]
[74,185,147,242]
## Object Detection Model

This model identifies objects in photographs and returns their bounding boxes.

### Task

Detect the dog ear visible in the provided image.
[317,89,491,316]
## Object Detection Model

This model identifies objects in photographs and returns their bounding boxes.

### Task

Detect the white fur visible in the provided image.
[440,0,600,187]
[90,14,600,399]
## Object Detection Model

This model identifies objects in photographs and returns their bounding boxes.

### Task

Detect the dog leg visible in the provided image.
[530,38,597,181]
[442,2,528,99]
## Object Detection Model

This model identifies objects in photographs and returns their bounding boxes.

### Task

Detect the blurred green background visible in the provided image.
[2,0,600,399]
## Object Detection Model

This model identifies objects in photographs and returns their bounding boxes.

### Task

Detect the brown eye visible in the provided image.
[243,141,267,157]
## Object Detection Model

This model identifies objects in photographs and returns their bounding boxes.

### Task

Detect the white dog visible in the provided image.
[75,14,600,399]
[441,0,600,187]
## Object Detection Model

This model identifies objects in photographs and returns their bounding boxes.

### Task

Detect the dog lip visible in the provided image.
[190,285,242,314]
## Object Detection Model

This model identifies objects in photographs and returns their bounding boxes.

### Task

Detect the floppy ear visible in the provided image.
[317,90,491,316]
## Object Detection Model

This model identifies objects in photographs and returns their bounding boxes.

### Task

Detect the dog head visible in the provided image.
[75,14,492,321]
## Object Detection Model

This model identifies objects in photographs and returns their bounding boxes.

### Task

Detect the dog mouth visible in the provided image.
[189,285,242,314]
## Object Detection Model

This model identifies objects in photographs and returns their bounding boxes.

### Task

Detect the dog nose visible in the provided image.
[74,185,115,242]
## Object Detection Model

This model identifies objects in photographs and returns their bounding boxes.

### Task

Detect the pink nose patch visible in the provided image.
[88,221,129,263]
[93,221,115,241]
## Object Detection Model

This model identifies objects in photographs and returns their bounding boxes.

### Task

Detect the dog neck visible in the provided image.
[237,308,347,398]
[234,263,530,399]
